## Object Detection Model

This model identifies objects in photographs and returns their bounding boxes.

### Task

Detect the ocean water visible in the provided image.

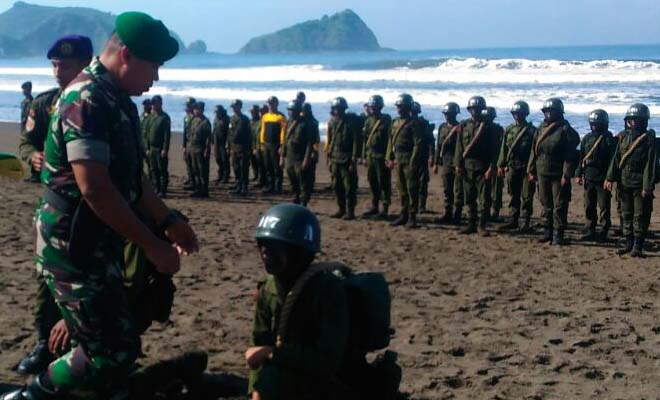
[0,44,658,140]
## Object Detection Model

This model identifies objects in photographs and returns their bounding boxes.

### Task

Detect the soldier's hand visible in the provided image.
[31,151,44,172]
[574,177,583,185]
[497,167,506,177]
[165,220,199,255]
[455,166,463,177]
[560,176,568,187]
[604,181,614,192]
[302,158,309,170]
[245,346,273,369]
[428,160,434,169]
[146,239,180,275]
[528,173,536,182]
[386,160,395,170]
[642,190,652,198]
[484,167,493,181]
[48,319,70,355]
[161,150,167,158]
[279,157,285,169]
[433,165,438,174]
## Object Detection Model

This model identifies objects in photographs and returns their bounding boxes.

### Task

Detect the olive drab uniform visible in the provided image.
[489,123,505,218]
[386,116,425,218]
[329,113,360,214]
[497,121,537,225]
[19,88,60,181]
[362,113,393,212]
[248,272,350,399]
[527,119,581,234]
[435,122,464,219]
[20,93,33,132]
[145,110,171,195]
[260,112,287,192]
[183,113,195,185]
[606,128,658,240]
[416,116,435,212]
[189,114,213,196]
[307,114,321,191]
[252,116,266,187]
[454,118,499,229]
[140,110,153,178]
[35,58,142,396]
[283,115,314,205]
[228,112,252,192]
[213,112,230,183]
[575,130,617,235]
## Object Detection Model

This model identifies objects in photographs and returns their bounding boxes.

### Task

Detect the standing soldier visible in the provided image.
[190,101,213,198]
[574,109,617,241]
[1,13,198,400]
[328,97,359,220]
[455,96,499,236]
[361,95,392,219]
[605,104,657,257]
[140,99,153,181]
[282,100,315,206]
[250,105,265,188]
[527,98,581,245]
[497,101,537,232]
[483,106,504,221]
[260,96,287,194]
[182,97,196,190]
[20,81,33,133]
[213,105,230,184]
[228,99,252,195]
[15,35,92,376]
[386,93,424,228]
[302,102,321,192]
[146,95,171,198]
[19,36,92,184]
[433,102,463,224]
[412,102,435,214]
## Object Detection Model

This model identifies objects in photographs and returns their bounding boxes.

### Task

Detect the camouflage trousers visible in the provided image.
[538,176,571,231]
[396,162,420,216]
[366,155,391,206]
[583,181,611,232]
[506,169,535,221]
[440,166,463,214]
[286,161,313,205]
[231,148,251,188]
[462,169,491,223]
[332,161,358,211]
[619,185,653,238]
[33,273,60,340]
[148,148,169,193]
[35,202,141,399]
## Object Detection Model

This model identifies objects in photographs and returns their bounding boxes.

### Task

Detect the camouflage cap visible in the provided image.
[115,12,179,64]
[47,35,93,60]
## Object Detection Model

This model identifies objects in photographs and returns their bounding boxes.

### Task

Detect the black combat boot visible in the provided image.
[478,218,490,237]
[552,229,567,246]
[598,227,609,242]
[362,201,379,218]
[617,235,634,255]
[419,198,428,214]
[491,208,501,222]
[630,237,645,258]
[344,208,356,221]
[262,184,274,194]
[291,195,301,204]
[17,340,52,376]
[1,374,60,400]
[460,220,477,234]
[538,228,553,243]
[275,180,283,194]
[453,208,463,225]
[580,228,597,241]
[378,204,389,220]
[498,217,519,231]
[437,209,452,224]
[518,217,532,234]
[390,212,408,227]
[330,208,346,219]
[405,214,418,229]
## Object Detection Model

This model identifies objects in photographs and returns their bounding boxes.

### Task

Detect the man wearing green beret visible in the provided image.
[2,12,199,400]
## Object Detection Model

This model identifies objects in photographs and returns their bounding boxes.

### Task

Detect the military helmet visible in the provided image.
[510,100,530,116]
[589,109,609,125]
[541,98,565,113]
[442,102,460,115]
[250,104,260,112]
[254,203,321,253]
[185,97,196,107]
[214,104,224,113]
[624,103,651,120]
[395,93,414,109]
[21,81,32,90]
[368,95,384,110]
[142,98,152,106]
[287,100,301,111]
[482,106,497,119]
[267,96,279,106]
[230,99,243,108]
[302,102,313,115]
[412,101,422,115]
[331,97,348,110]
[193,101,205,110]
[296,91,306,102]
[467,96,487,110]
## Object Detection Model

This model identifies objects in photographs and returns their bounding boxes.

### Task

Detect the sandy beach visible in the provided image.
[1,120,659,399]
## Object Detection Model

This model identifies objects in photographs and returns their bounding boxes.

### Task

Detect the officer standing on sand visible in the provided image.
[145,95,171,198]
[483,106,504,222]
[455,96,499,236]
[1,12,198,400]
[282,100,315,206]
[605,104,657,257]
[386,93,425,228]
[190,102,213,198]
[328,97,359,220]
[527,98,581,245]
[250,105,265,187]
[302,102,321,192]
[19,35,93,184]
[15,35,92,376]
[361,95,392,219]
[141,99,153,180]
[228,99,252,195]
[497,101,537,233]
[20,81,33,133]
[412,102,435,214]
[574,109,617,242]
[433,102,464,224]
[213,104,231,184]
[182,97,196,190]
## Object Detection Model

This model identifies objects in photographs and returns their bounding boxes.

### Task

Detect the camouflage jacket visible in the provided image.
[362,113,391,159]
[454,118,499,172]
[497,122,537,172]
[575,130,617,183]
[527,119,580,178]
[283,116,314,164]
[145,111,171,151]
[18,88,60,165]
[20,95,33,132]
[386,116,424,165]
[606,128,658,191]
[188,115,212,151]
[228,113,252,150]
[434,121,461,168]
[328,114,360,164]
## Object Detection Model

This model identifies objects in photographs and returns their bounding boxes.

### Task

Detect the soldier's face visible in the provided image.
[258,241,289,276]
[22,87,31,96]
[630,118,647,131]
[444,112,457,122]
[51,58,88,89]
[544,110,561,122]
[590,123,607,133]
[118,47,160,96]
[468,108,481,119]
[193,108,202,117]
[512,112,526,124]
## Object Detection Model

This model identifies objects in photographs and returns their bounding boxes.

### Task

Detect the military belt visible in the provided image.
[43,186,77,213]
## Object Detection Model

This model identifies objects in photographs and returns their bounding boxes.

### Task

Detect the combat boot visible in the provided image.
[518,217,533,234]
[390,212,408,227]
[262,184,274,194]
[478,218,490,237]
[330,208,346,219]
[362,201,379,218]
[436,208,452,224]
[419,198,428,214]
[275,181,283,194]
[17,340,53,376]
[229,184,241,195]
[598,228,609,242]
[617,235,634,255]
[630,237,644,258]
[538,228,553,243]
[405,214,418,229]
[344,208,356,221]
[580,228,597,242]
[552,229,567,246]
[491,208,501,222]
[1,374,60,400]
[378,204,389,220]
[498,217,519,231]
[460,220,477,235]
[452,208,463,225]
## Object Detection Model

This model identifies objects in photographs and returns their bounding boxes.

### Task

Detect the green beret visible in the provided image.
[115,12,179,64]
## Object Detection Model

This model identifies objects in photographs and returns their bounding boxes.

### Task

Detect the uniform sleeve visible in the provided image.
[361,118,370,159]
[527,130,538,176]
[352,117,360,162]
[164,115,171,153]
[606,136,622,182]
[488,125,499,170]
[574,135,587,177]
[562,126,581,178]
[18,97,47,164]
[385,121,395,161]
[259,117,266,145]
[324,120,332,153]
[61,90,111,165]
[279,114,287,145]
[643,130,657,192]
[454,124,465,169]
[410,120,424,166]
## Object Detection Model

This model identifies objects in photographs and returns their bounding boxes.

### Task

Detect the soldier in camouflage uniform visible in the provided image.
[497,101,537,233]
[189,102,213,198]
[250,105,266,188]
[482,107,504,221]
[574,109,617,242]
[213,105,231,184]
[20,81,33,133]
[605,103,657,257]
[361,95,392,219]
[182,97,196,190]
[15,36,93,377]
[412,102,435,214]
[455,96,499,236]
[145,95,171,198]
[302,102,321,193]
[386,93,425,228]
[282,100,315,206]
[433,102,464,224]
[527,98,581,245]
[1,14,199,400]
[228,99,252,195]
[328,97,360,220]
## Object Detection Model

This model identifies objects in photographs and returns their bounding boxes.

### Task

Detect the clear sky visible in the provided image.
[1,0,659,53]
